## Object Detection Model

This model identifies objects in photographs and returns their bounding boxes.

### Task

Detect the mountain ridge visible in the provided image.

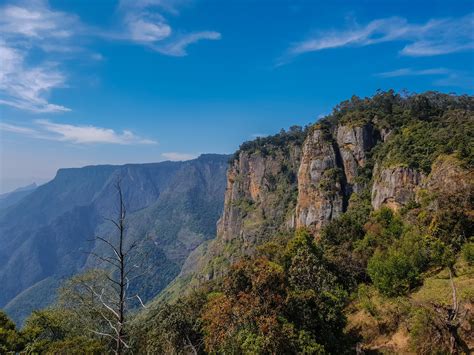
[0,154,230,324]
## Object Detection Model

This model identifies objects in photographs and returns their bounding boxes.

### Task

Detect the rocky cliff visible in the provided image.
[371,165,424,211]
[135,92,474,355]
[295,123,378,232]
[295,128,344,231]
[200,131,305,280]
[160,122,382,300]
[155,91,473,306]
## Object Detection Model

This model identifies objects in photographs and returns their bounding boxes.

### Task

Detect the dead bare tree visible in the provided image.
[427,267,470,355]
[86,179,147,354]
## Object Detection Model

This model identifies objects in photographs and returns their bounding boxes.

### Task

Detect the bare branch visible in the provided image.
[136,294,147,309]
[81,283,120,320]
[89,329,115,339]
[87,251,121,268]
[103,217,122,232]
[449,268,459,319]
[104,273,122,288]
[95,236,121,260]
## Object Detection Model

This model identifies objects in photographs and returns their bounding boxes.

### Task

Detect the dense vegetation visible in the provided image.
[1,91,473,353]
[233,125,308,161]
[313,90,474,175]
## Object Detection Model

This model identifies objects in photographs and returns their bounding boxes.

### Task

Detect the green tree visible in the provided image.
[0,311,23,353]
[22,309,107,354]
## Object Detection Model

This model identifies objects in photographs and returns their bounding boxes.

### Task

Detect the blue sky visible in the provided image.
[0,0,473,192]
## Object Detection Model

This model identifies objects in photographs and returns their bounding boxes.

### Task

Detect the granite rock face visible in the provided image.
[336,124,378,193]
[196,142,303,280]
[219,147,301,243]
[296,129,344,232]
[371,165,424,211]
[295,124,379,233]
[417,155,473,210]
[371,155,473,212]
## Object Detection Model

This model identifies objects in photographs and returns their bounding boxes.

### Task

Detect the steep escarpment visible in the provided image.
[199,128,305,279]
[157,91,473,305]
[336,123,378,192]
[295,123,378,232]
[295,128,344,231]
[137,92,473,355]
[203,116,383,271]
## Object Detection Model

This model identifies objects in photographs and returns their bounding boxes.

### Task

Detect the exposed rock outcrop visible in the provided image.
[371,165,424,211]
[153,91,474,319]
[196,142,303,280]
[296,129,344,232]
[219,147,301,244]
[417,155,473,210]
[371,155,473,212]
[336,123,378,193]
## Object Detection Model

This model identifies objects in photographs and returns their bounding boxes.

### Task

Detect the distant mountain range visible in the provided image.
[0,154,229,324]
[0,183,38,210]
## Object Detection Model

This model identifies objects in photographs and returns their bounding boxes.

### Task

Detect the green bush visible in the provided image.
[368,248,422,297]
[462,242,474,265]
[366,230,456,297]
[0,311,24,353]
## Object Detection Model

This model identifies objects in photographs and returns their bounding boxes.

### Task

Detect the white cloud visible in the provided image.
[286,13,474,60]
[154,31,221,56]
[162,152,197,161]
[0,0,220,113]
[116,0,220,55]
[0,120,157,145]
[0,122,38,135]
[122,10,172,43]
[0,3,78,39]
[127,18,171,42]
[0,1,82,113]
[0,42,70,113]
[376,67,451,78]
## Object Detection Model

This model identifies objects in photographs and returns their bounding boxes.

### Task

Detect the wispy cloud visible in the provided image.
[375,67,451,78]
[0,122,38,135]
[0,120,157,145]
[0,1,80,112]
[114,0,221,55]
[154,31,221,56]
[162,152,197,161]
[120,10,172,43]
[284,13,474,62]
[0,43,70,113]
[0,2,79,40]
[0,0,220,113]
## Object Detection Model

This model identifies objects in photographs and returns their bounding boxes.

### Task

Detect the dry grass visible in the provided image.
[346,261,474,353]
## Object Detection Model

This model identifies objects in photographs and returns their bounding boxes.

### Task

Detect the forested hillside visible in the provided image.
[0,154,229,325]
[1,91,473,354]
